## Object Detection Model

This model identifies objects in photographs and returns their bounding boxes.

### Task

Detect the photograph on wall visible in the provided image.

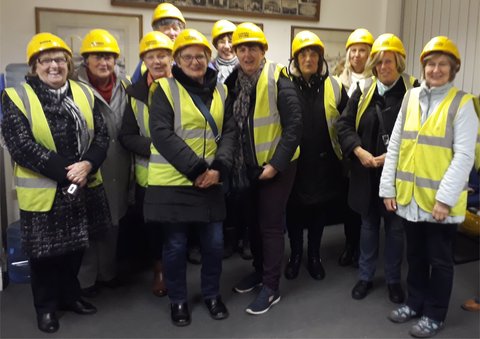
[111,0,320,21]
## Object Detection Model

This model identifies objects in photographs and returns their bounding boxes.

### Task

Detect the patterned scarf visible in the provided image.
[32,78,90,157]
[214,56,238,83]
[230,60,265,190]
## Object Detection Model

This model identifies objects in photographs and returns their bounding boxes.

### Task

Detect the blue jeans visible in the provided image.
[358,201,404,283]
[163,222,223,303]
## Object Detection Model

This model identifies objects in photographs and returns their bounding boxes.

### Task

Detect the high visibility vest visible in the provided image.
[147,77,227,186]
[472,96,480,171]
[324,75,343,160]
[395,87,474,216]
[253,61,300,165]
[355,73,416,130]
[4,80,102,212]
[130,97,150,187]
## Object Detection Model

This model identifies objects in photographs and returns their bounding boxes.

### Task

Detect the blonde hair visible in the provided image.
[367,50,406,77]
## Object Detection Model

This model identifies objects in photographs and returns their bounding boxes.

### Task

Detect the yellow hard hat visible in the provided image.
[139,31,173,57]
[345,28,374,50]
[151,2,185,27]
[291,30,324,58]
[371,33,406,58]
[80,29,120,57]
[26,32,72,64]
[211,20,236,45]
[232,22,268,51]
[420,36,461,65]
[173,29,211,56]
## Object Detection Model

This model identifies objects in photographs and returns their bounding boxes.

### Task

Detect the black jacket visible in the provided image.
[118,72,151,158]
[289,74,349,205]
[336,77,415,216]
[224,64,302,175]
[143,65,237,223]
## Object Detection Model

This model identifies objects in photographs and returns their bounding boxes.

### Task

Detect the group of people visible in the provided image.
[1,2,479,338]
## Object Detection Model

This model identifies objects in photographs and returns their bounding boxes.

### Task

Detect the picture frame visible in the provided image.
[35,7,143,75]
[291,26,352,74]
[111,0,320,21]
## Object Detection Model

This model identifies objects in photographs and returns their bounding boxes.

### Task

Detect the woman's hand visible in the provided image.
[66,161,92,188]
[354,146,377,168]
[195,169,220,188]
[373,153,386,167]
[259,164,278,180]
[384,198,397,212]
[432,200,450,222]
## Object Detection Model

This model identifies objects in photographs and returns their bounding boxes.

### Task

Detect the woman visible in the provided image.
[144,29,235,326]
[284,31,348,280]
[211,20,238,84]
[337,28,374,267]
[118,31,173,298]
[75,29,131,296]
[336,33,418,304]
[1,33,111,333]
[225,23,302,314]
[380,36,478,338]
[339,28,374,96]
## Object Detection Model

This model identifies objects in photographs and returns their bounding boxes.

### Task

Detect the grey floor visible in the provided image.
[1,225,479,338]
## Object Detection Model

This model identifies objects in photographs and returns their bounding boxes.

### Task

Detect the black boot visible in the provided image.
[284,254,302,279]
[307,256,325,280]
[338,243,355,266]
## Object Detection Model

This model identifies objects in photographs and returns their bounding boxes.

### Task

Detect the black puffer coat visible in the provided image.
[143,66,236,223]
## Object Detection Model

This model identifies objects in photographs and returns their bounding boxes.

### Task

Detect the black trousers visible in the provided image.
[286,201,334,258]
[29,250,84,314]
[247,162,297,291]
[403,219,457,322]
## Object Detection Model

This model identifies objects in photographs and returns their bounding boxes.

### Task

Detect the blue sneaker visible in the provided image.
[245,286,280,315]
[409,316,445,338]
[233,272,262,293]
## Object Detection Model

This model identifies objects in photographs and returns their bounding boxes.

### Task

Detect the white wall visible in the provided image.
[0,0,403,73]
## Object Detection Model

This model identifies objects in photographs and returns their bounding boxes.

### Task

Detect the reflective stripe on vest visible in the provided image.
[4,80,102,212]
[395,87,471,216]
[253,61,300,165]
[147,78,226,186]
[130,97,151,187]
[324,75,343,160]
[355,73,416,130]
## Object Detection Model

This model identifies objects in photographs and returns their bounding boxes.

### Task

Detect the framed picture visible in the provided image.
[111,0,320,21]
[187,18,263,56]
[35,7,143,75]
[291,26,351,74]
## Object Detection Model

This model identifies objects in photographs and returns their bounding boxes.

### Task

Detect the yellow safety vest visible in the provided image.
[395,87,474,216]
[253,61,300,165]
[147,77,227,186]
[355,73,416,130]
[4,80,102,212]
[324,75,343,160]
[472,96,480,171]
[130,97,150,187]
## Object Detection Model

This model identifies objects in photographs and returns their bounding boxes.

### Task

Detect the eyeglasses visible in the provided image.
[37,57,68,66]
[179,54,207,64]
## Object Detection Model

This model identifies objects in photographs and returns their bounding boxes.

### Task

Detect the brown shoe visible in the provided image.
[152,261,167,297]
[461,298,480,312]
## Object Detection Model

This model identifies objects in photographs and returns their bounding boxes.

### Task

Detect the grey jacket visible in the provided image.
[379,81,478,224]
[74,65,132,225]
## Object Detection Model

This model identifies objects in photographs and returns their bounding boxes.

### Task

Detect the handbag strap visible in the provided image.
[375,103,390,148]
[189,93,221,143]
